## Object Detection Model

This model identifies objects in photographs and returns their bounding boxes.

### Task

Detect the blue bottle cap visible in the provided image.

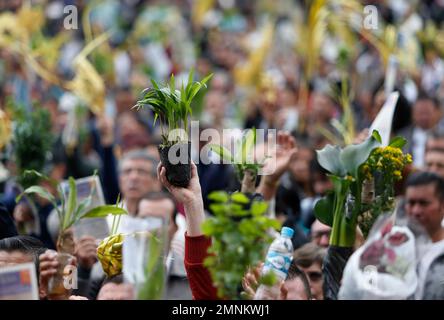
[281,227,294,238]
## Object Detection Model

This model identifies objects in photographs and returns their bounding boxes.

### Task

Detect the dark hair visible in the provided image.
[0,235,46,255]
[406,171,444,202]
[0,235,47,277]
[426,129,444,153]
[292,243,326,268]
[287,261,312,300]
[415,91,440,110]
[429,129,444,140]
[371,79,412,134]
[102,273,124,286]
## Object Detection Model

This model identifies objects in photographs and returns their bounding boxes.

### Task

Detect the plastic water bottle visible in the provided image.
[254,227,294,300]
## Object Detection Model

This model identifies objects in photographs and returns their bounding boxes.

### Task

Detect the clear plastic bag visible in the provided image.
[339,214,418,299]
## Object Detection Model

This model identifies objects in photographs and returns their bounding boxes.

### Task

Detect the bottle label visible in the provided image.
[263,251,292,279]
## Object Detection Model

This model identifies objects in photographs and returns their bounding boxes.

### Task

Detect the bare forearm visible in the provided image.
[183,198,205,237]
[257,178,278,201]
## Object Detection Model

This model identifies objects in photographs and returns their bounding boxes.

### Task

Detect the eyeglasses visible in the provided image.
[306,271,323,283]
[120,168,151,176]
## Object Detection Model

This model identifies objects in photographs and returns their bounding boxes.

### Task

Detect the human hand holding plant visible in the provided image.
[39,249,77,300]
[135,70,212,187]
[75,236,98,270]
[16,172,127,254]
[157,161,205,237]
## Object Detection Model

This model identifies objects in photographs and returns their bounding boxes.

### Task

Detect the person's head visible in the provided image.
[118,150,160,212]
[116,112,151,152]
[310,91,337,124]
[97,274,134,300]
[292,243,326,300]
[310,220,331,248]
[289,145,314,188]
[0,236,47,272]
[405,172,444,242]
[310,159,333,197]
[285,262,312,300]
[137,192,178,245]
[412,93,441,130]
[425,131,444,178]
[203,90,228,125]
[426,130,444,151]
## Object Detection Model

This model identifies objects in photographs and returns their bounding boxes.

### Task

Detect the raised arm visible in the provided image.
[157,161,218,299]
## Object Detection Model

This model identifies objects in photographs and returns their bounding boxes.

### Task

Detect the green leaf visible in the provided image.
[258,272,277,286]
[16,186,57,207]
[316,144,346,176]
[241,128,256,164]
[340,130,381,177]
[389,136,407,149]
[67,194,94,229]
[209,144,233,163]
[82,205,128,218]
[208,191,229,203]
[251,201,268,216]
[187,68,194,87]
[169,73,175,91]
[201,73,213,86]
[201,220,215,236]
[231,192,250,204]
[313,193,335,226]
[64,177,77,229]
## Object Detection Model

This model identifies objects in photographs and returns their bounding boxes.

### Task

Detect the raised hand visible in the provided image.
[74,236,98,270]
[157,161,205,236]
[258,131,298,200]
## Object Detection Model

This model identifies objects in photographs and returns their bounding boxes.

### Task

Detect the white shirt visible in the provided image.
[412,127,428,168]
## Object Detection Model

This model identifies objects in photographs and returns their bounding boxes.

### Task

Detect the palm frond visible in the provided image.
[136,71,212,145]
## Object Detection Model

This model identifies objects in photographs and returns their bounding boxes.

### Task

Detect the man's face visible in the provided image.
[426,138,444,151]
[297,262,323,300]
[285,276,309,300]
[425,151,444,178]
[311,220,331,248]
[97,282,134,300]
[138,198,177,245]
[405,184,444,238]
[413,99,439,130]
[119,159,157,202]
[0,251,33,267]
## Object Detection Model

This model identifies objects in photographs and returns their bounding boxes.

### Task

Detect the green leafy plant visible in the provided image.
[202,191,280,299]
[16,171,127,254]
[9,100,54,188]
[133,70,212,188]
[134,70,212,147]
[210,127,266,193]
[314,130,382,247]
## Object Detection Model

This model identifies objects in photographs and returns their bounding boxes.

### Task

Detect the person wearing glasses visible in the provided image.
[292,242,326,300]
[310,220,331,248]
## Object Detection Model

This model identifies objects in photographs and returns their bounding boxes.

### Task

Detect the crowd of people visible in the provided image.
[1,0,444,300]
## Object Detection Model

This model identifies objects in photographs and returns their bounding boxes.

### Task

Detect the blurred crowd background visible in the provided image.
[1,0,444,299]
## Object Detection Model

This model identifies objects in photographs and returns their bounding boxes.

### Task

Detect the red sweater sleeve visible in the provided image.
[184,232,219,300]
